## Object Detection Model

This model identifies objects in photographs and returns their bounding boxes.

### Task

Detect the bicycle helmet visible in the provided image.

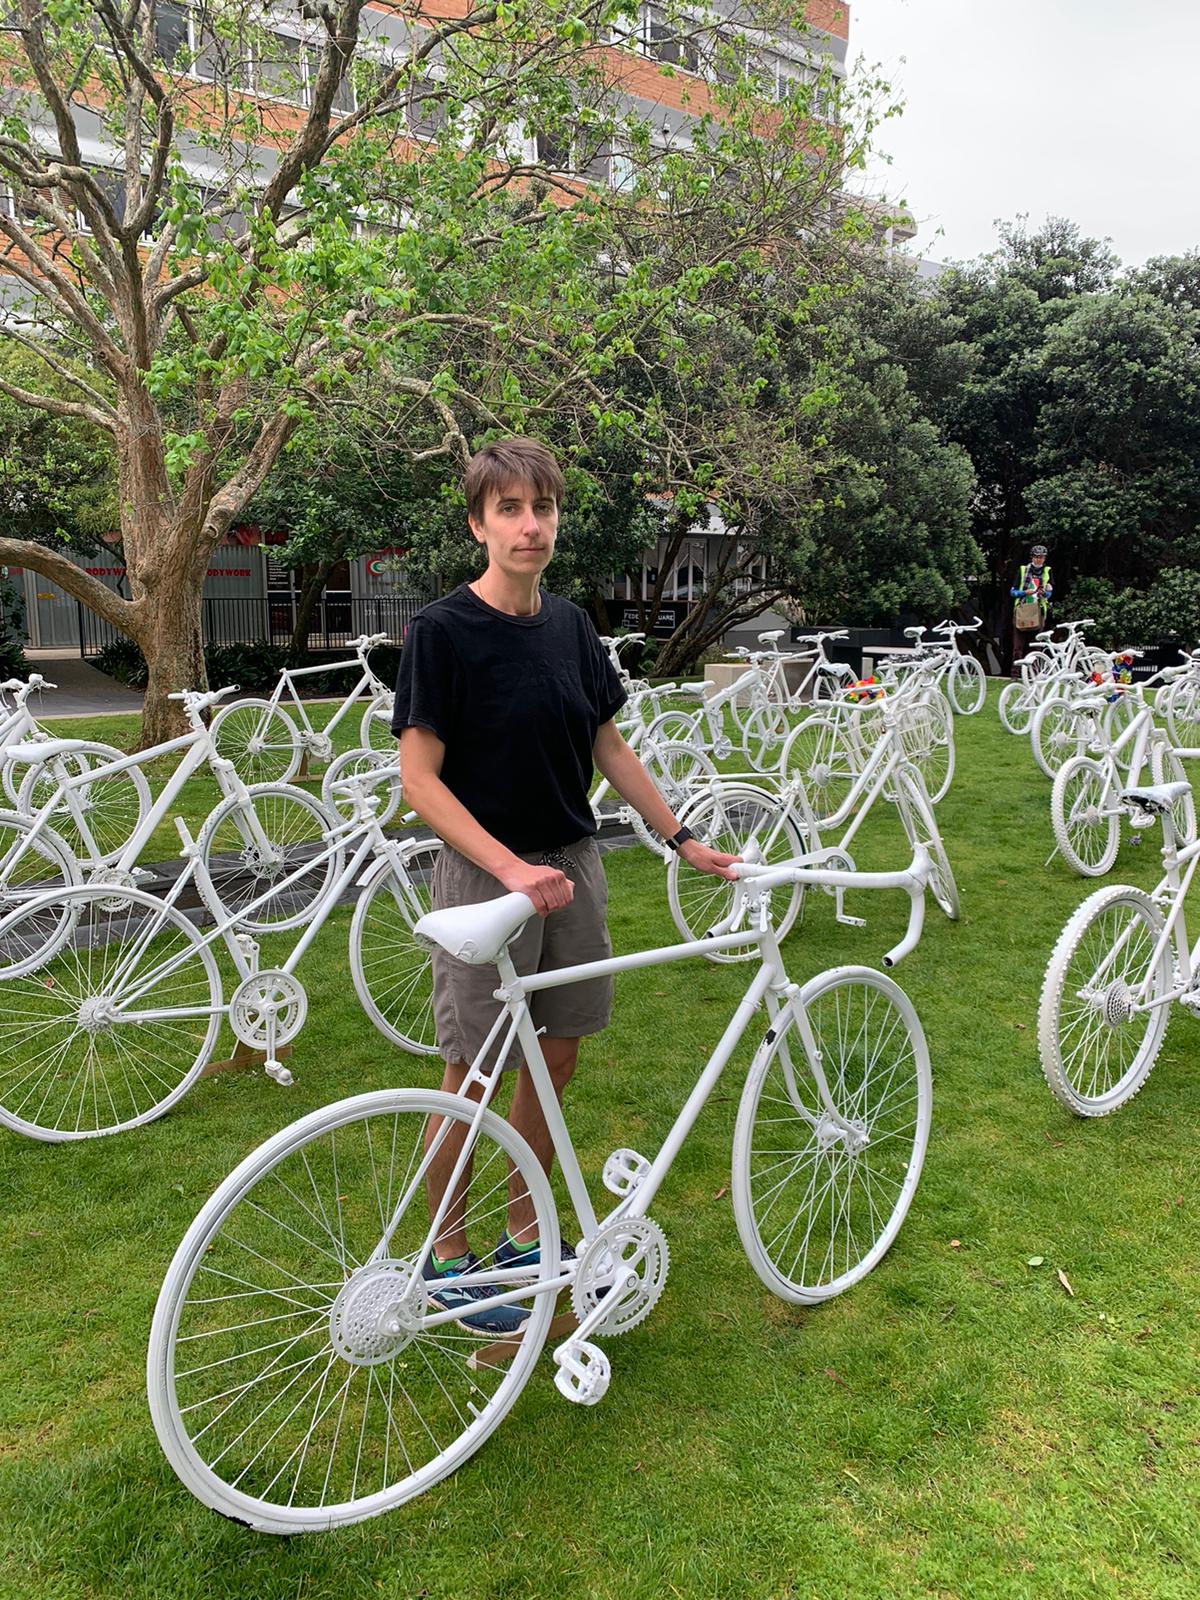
[1030,544,1048,558]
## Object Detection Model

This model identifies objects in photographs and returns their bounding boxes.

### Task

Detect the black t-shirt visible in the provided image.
[391,584,627,852]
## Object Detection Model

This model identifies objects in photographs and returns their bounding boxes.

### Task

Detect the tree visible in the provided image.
[790,260,980,627]
[0,345,117,551]
[935,218,1120,659]
[0,0,869,741]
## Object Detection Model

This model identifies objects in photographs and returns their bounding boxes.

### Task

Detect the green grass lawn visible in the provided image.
[2,690,1198,1599]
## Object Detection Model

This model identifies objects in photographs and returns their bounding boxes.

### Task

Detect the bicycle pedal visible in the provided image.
[602,1148,651,1197]
[553,1339,610,1406]
[264,1061,293,1086]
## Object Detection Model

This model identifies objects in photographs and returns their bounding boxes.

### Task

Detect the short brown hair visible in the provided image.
[464,438,565,524]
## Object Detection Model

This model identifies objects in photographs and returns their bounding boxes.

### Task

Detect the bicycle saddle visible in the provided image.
[757,630,786,643]
[3,738,92,763]
[414,892,537,964]
[1120,782,1191,815]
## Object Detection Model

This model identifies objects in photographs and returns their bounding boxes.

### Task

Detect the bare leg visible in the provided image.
[506,1036,580,1243]
[423,1058,483,1262]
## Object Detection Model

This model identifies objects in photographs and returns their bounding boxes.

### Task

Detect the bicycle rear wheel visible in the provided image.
[200,784,342,931]
[997,680,1034,735]
[897,695,954,804]
[148,1088,558,1532]
[211,699,301,786]
[1038,886,1173,1116]
[350,841,441,1054]
[1149,746,1197,846]
[1166,678,1200,748]
[732,967,931,1302]
[1031,698,1085,780]
[779,714,856,827]
[0,886,221,1140]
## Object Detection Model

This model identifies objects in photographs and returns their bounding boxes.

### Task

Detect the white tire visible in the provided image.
[148,1089,558,1532]
[1038,886,1173,1116]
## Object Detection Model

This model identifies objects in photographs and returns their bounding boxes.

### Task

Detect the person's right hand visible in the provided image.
[496,860,574,917]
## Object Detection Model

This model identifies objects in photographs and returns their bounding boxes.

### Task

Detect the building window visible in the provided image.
[155,3,354,115]
[407,77,447,141]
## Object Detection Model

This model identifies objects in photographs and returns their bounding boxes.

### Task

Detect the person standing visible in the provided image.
[393,437,738,1333]
[1011,543,1054,673]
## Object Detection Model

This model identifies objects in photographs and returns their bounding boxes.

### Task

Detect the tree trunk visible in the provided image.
[136,580,207,748]
[289,561,333,658]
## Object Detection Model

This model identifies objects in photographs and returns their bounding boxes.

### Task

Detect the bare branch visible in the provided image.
[0,537,135,631]
[0,325,118,419]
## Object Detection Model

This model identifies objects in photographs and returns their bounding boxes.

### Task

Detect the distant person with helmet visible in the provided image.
[1011,543,1053,674]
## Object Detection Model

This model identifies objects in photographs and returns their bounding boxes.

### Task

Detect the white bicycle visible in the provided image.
[1039,779,1200,1115]
[148,845,933,1531]
[1048,687,1196,876]
[0,768,441,1141]
[211,633,396,785]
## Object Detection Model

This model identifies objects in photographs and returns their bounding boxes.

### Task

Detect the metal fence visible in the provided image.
[79,593,429,659]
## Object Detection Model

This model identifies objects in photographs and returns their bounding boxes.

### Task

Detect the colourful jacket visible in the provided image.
[1011,563,1053,612]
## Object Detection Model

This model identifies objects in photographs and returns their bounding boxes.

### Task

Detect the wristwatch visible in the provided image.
[665,825,695,852]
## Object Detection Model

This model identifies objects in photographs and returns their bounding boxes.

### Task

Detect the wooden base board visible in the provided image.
[201,1041,294,1079]
[468,1307,579,1372]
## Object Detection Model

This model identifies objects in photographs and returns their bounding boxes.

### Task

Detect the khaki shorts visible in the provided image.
[430,837,614,1071]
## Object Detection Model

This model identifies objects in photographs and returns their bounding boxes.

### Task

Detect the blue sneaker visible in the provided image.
[422,1249,530,1336]
[493,1231,579,1277]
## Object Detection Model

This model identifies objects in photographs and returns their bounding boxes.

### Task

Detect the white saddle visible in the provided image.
[3,738,92,764]
[1121,781,1191,815]
[414,892,537,964]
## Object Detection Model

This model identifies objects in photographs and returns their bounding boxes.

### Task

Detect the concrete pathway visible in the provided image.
[23,651,144,719]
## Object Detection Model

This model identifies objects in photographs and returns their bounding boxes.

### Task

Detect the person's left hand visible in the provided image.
[679,838,741,880]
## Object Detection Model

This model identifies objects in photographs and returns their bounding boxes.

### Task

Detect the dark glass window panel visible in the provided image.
[256,30,305,103]
[154,0,190,66]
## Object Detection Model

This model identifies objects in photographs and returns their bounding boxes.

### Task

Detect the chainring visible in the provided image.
[572,1216,669,1337]
[229,969,308,1048]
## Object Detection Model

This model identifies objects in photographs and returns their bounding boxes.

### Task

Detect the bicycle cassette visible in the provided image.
[572,1216,669,1336]
[229,969,308,1049]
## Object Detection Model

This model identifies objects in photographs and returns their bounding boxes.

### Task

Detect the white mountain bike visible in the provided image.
[1039,779,1200,1116]
[148,845,933,1532]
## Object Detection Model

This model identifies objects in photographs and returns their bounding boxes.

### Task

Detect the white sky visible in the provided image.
[848,0,1200,270]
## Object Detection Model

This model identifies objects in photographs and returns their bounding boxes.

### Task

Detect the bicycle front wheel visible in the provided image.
[0,886,221,1140]
[1166,678,1200,748]
[350,841,442,1054]
[1051,756,1119,877]
[947,654,986,716]
[17,745,151,867]
[997,680,1034,735]
[200,784,342,931]
[1038,886,1174,1116]
[1031,698,1084,780]
[148,1088,559,1533]
[741,703,790,771]
[360,698,397,757]
[669,785,804,959]
[732,966,931,1303]
[0,810,80,975]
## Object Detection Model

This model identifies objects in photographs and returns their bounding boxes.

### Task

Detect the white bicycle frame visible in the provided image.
[255,635,392,754]
[6,774,431,1085]
[1,691,275,883]
[400,847,931,1334]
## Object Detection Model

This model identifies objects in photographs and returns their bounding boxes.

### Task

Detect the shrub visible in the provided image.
[94,637,149,688]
